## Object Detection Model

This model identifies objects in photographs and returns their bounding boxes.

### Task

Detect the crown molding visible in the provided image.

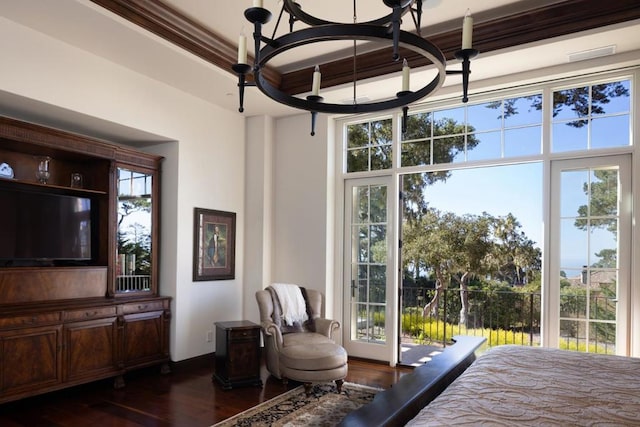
[91,0,640,95]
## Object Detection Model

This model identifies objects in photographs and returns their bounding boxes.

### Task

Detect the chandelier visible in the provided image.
[232,0,478,135]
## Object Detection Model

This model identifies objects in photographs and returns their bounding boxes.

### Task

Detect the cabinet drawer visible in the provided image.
[65,306,117,322]
[229,328,259,341]
[122,301,165,314]
[0,312,62,329]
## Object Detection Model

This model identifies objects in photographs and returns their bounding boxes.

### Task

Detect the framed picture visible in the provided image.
[193,208,236,281]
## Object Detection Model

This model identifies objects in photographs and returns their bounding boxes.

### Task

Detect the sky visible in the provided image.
[419,162,543,246]
[417,161,622,272]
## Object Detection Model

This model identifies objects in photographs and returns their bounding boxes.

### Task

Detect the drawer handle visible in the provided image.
[138,304,148,310]
[85,311,98,317]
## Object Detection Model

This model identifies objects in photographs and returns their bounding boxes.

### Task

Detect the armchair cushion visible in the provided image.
[280,341,348,372]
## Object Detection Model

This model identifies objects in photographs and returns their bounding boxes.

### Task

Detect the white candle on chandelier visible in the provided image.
[462,9,473,50]
[253,0,263,8]
[312,65,321,96]
[402,58,410,92]
[237,31,247,64]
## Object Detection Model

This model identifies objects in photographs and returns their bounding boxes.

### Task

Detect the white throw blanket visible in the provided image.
[271,283,308,326]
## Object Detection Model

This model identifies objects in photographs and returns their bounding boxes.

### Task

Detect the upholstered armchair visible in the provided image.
[256,286,348,394]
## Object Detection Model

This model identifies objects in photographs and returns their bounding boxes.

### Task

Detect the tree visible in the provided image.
[553,82,629,127]
[348,115,479,219]
[402,116,479,218]
[118,198,152,275]
[488,81,629,128]
[574,169,618,236]
[402,209,541,326]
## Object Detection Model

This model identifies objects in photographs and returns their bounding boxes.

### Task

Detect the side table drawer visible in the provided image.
[229,328,259,341]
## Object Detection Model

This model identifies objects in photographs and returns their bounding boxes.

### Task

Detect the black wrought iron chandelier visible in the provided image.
[232,0,478,135]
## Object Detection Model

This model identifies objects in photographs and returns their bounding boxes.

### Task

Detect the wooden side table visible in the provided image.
[213,320,263,389]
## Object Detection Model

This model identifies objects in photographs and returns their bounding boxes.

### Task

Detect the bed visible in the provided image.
[340,336,640,426]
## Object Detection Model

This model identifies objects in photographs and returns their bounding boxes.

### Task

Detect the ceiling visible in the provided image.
[1,0,640,125]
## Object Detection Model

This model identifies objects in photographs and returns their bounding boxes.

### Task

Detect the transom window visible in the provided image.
[344,78,631,173]
[401,95,543,167]
[346,118,392,172]
[552,80,631,152]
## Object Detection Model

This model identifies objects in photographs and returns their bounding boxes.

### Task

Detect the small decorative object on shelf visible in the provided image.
[36,156,51,184]
[70,172,84,188]
[0,162,13,179]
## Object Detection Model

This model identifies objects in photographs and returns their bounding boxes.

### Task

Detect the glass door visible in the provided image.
[548,155,631,355]
[343,177,396,361]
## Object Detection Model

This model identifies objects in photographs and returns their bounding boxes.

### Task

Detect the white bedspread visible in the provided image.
[406,345,640,426]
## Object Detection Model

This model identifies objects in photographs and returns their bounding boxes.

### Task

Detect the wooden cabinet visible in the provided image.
[213,321,262,390]
[121,299,171,370]
[64,315,118,383]
[0,324,63,399]
[0,117,171,404]
[0,298,171,403]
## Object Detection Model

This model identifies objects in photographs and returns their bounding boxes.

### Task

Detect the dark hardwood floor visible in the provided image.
[0,355,413,427]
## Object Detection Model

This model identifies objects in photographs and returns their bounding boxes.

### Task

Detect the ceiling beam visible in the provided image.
[91,0,640,96]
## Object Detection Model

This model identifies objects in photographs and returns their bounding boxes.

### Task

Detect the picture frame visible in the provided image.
[193,208,236,281]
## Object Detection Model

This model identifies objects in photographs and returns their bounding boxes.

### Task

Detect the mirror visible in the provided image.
[116,167,153,293]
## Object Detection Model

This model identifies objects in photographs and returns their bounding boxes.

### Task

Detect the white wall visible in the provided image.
[244,112,337,321]
[0,17,246,361]
[244,115,275,324]
[272,115,334,305]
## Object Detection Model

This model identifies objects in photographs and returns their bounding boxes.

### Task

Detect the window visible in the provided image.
[397,94,542,167]
[552,79,630,152]
[346,118,392,172]
[340,71,636,357]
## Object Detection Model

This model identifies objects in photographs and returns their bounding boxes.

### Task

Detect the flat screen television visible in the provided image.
[0,186,95,266]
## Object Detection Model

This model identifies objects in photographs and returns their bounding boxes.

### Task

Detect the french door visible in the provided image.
[343,177,396,361]
[548,155,631,355]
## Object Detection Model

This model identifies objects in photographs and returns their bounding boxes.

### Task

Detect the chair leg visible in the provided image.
[303,382,313,395]
[335,379,344,393]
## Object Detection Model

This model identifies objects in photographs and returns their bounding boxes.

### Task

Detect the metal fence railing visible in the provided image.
[402,287,542,347]
[402,286,616,353]
[116,275,151,292]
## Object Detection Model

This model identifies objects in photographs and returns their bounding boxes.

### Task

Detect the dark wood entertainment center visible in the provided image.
[0,116,170,404]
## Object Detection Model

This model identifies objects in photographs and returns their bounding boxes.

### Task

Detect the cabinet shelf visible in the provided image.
[0,176,107,195]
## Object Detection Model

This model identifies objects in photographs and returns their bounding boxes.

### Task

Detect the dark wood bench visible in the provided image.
[339,335,486,427]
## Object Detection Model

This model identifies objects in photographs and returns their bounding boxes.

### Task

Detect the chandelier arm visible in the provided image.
[244,7,273,69]
[288,8,297,32]
[446,48,479,103]
[390,5,403,61]
[409,0,423,35]
[270,2,286,41]
[231,63,253,113]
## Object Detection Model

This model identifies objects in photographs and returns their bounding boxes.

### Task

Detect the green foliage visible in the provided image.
[574,169,618,237]
[346,119,393,172]
[552,81,629,126]
[402,208,541,289]
[401,310,536,348]
[117,198,152,275]
[559,338,615,354]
